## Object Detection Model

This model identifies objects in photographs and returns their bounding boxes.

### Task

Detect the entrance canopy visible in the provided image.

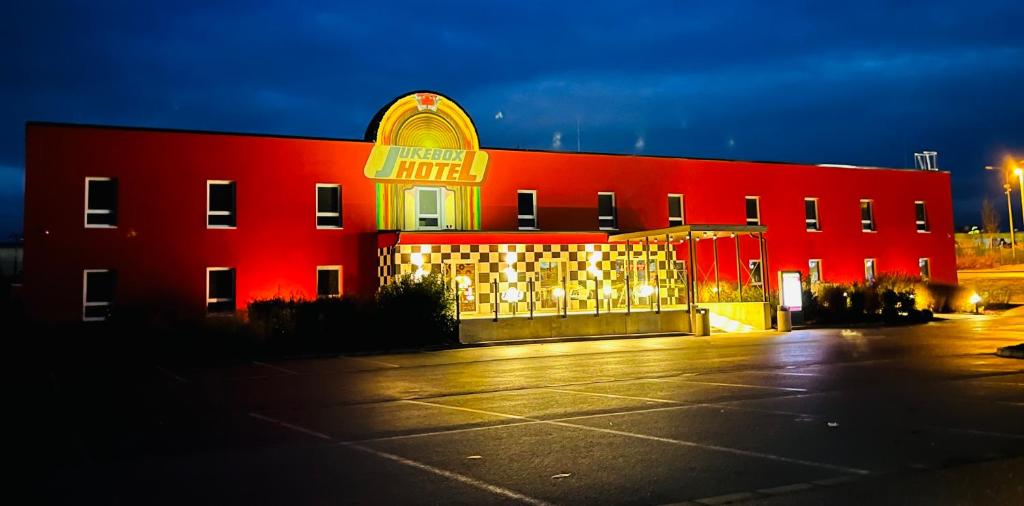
[608,224,767,242]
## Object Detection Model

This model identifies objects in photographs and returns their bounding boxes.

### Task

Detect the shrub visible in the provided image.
[376,273,458,347]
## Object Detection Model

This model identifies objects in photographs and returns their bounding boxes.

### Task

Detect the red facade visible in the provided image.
[23,122,956,323]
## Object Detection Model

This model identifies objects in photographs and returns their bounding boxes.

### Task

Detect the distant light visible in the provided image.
[1015,167,1023,177]
[552,287,565,298]
[969,293,982,305]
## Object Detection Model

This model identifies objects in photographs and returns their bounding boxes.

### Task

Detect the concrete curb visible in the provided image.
[996,345,1024,359]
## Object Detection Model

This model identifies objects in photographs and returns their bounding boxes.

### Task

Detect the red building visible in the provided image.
[23,91,956,340]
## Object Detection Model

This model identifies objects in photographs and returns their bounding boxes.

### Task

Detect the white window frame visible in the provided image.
[84,177,116,229]
[915,201,929,233]
[805,197,820,232]
[918,257,931,280]
[316,265,342,298]
[315,184,342,229]
[668,194,685,226]
[206,267,235,314]
[748,259,763,287]
[745,196,761,226]
[860,199,876,232]
[864,258,876,282]
[207,180,236,229]
[808,259,822,284]
[414,186,443,230]
[517,190,538,230]
[82,269,112,322]
[598,192,618,230]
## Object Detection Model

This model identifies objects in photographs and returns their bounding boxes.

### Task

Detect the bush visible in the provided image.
[376,273,458,347]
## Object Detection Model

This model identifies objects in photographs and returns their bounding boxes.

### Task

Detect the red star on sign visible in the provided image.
[414,93,440,111]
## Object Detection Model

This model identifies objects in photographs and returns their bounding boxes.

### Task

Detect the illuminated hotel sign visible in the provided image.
[363,145,488,184]
[364,92,489,185]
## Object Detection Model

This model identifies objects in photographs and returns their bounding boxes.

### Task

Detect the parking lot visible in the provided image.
[42,310,1024,505]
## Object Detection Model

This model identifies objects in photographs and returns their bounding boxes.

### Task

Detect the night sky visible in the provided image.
[3,1,1023,238]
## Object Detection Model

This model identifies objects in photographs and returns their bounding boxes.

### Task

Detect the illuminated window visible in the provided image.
[805,198,820,231]
[415,187,442,230]
[745,196,760,225]
[317,266,341,298]
[83,269,114,321]
[915,201,929,232]
[517,190,537,229]
[536,261,563,312]
[206,267,235,314]
[749,259,763,286]
[316,184,342,228]
[207,181,236,228]
[668,194,685,226]
[598,192,617,230]
[85,177,117,227]
[808,259,822,284]
[864,258,876,282]
[860,200,875,231]
[919,258,930,280]
[453,263,478,314]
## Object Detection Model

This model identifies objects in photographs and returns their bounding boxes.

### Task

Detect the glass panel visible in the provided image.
[746,198,759,221]
[599,217,616,229]
[317,269,339,297]
[317,186,340,213]
[518,217,536,229]
[919,259,930,279]
[85,271,114,303]
[598,194,614,216]
[535,261,562,313]
[88,179,117,211]
[208,269,235,300]
[317,215,342,228]
[209,183,235,212]
[668,196,682,219]
[418,189,438,214]
[209,213,236,227]
[86,212,117,226]
[809,260,821,284]
[805,199,816,220]
[860,201,872,221]
[453,263,477,314]
[749,260,763,285]
[84,304,111,320]
[517,192,534,216]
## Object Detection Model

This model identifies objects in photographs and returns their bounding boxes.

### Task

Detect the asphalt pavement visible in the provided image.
[41,309,1024,505]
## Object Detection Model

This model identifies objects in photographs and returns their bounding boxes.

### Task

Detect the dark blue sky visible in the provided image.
[3,0,1024,237]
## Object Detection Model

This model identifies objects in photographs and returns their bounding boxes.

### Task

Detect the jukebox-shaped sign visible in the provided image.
[364,92,489,230]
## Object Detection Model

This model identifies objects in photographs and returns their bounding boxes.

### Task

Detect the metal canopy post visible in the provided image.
[712,235,721,303]
[758,232,768,303]
[688,232,698,307]
[734,234,742,302]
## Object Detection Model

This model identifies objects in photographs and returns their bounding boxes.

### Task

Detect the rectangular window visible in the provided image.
[517,190,537,229]
[316,184,342,228]
[83,269,115,321]
[808,259,822,284]
[860,199,875,231]
[416,187,442,230]
[317,266,341,298]
[805,198,820,231]
[864,258,876,282]
[915,201,929,232]
[206,267,235,314]
[598,192,617,230]
[745,196,761,225]
[207,181,236,228]
[668,194,684,226]
[85,177,117,227]
[749,259,763,286]
[919,258,930,280]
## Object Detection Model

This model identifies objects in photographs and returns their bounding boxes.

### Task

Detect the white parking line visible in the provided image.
[252,361,299,375]
[542,387,679,404]
[651,378,808,392]
[249,412,552,506]
[155,365,189,384]
[405,399,869,475]
[345,356,401,368]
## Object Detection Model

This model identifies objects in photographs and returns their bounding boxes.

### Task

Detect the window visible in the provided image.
[864,259,876,282]
[517,190,537,229]
[415,187,442,230]
[85,177,117,227]
[598,192,617,230]
[83,269,115,321]
[915,201,929,232]
[919,258,930,280]
[804,198,820,231]
[745,197,760,225]
[860,199,875,231]
[317,266,341,298]
[316,184,342,228]
[207,181,236,228]
[668,194,685,226]
[749,259,763,286]
[808,259,822,284]
[206,267,235,314]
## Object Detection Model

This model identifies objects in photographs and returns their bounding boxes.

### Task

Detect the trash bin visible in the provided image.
[693,308,710,336]
[777,307,792,332]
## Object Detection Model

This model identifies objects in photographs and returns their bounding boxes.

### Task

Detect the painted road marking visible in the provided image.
[154,365,189,384]
[755,482,816,495]
[345,356,401,368]
[651,377,808,392]
[249,412,552,506]
[542,387,679,404]
[405,399,870,475]
[252,361,299,375]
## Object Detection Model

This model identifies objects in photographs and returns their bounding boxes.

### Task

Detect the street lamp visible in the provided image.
[986,165,1016,259]
[1016,165,1024,245]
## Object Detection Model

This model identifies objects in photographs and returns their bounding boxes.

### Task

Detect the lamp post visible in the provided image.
[1016,165,1024,249]
[986,165,1016,259]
